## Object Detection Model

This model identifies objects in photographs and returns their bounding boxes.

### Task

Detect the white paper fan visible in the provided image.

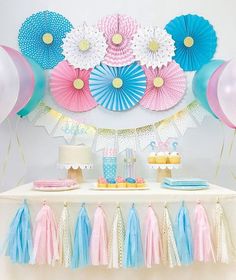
[62,24,107,70]
[132,26,175,68]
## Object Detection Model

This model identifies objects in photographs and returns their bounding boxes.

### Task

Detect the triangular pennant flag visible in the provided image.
[174,202,193,265]
[90,206,108,266]
[144,206,161,268]
[162,206,181,267]
[123,204,143,268]
[5,201,32,264]
[108,206,126,268]
[58,204,72,268]
[71,204,91,268]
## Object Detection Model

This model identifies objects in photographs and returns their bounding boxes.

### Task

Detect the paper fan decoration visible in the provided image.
[50,61,97,112]
[165,14,217,71]
[132,26,175,69]
[62,24,107,70]
[97,14,138,67]
[18,11,73,69]
[89,62,146,111]
[140,61,186,111]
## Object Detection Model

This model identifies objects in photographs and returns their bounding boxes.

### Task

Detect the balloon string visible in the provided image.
[0,118,27,188]
[229,129,236,180]
[215,123,225,178]
[0,119,13,188]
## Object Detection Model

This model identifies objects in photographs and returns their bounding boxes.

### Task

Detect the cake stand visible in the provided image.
[58,163,93,183]
[148,164,181,182]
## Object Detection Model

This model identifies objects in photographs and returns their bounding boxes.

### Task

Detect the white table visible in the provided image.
[0,182,236,280]
[0,181,235,203]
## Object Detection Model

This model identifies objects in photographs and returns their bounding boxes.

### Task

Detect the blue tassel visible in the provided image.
[71,204,91,268]
[123,204,143,268]
[174,202,193,265]
[5,200,32,264]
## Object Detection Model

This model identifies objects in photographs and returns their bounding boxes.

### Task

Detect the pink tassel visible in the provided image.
[194,203,215,263]
[144,206,161,268]
[32,203,59,265]
[90,206,108,266]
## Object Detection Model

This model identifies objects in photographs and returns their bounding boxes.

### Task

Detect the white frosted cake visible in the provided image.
[59,145,92,165]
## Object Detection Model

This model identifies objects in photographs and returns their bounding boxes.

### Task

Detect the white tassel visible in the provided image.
[162,206,181,268]
[215,201,236,263]
[109,206,125,268]
[58,204,72,268]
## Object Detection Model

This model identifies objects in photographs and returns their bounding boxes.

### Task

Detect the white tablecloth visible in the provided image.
[0,182,236,280]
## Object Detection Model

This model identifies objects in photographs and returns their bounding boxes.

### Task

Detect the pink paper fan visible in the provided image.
[140,62,186,111]
[50,61,97,112]
[98,14,138,67]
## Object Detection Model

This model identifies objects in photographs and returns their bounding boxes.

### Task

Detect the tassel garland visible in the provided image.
[5,201,32,264]
[162,205,181,267]
[108,205,126,268]
[215,201,236,263]
[174,202,193,265]
[144,206,161,268]
[3,200,236,268]
[71,204,91,268]
[32,203,59,265]
[58,204,72,268]
[194,203,215,263]
[123,204,143,268]
[90,206,109,266]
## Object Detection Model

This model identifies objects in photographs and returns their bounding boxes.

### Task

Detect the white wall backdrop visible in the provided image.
[0,0,236,279]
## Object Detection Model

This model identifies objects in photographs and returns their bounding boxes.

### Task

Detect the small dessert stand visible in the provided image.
[148,164,180,182]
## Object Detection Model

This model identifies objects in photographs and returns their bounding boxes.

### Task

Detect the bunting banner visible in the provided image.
[26,101,209,150]
[117,129,137,152]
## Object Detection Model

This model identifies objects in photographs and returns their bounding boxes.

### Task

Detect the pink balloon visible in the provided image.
[207,62,235,128]
[1,46,34,115]
[217,59,236,128]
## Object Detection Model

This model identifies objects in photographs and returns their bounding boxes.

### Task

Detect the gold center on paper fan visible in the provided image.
[78,39,90,51]
[42,33,54,44]
[184,36,194,47]
[153,77,164,88]
[73,78,84,90]
[112,33,123,45]
[112,78,123,89]
[148,40,160,52]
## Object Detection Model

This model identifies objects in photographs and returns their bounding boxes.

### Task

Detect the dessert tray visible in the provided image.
[91,183,149,191]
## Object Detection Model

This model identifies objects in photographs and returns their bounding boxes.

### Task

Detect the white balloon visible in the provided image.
[0,47,20,124]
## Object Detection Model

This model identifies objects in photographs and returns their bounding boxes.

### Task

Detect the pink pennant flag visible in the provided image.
[32,204,59,265]
[144,206,162,268]
[194,203,215,263]
[90,206,109,266]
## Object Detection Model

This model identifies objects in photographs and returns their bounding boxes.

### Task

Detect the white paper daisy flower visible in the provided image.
[132,26,175,69]
[62,24,107,70]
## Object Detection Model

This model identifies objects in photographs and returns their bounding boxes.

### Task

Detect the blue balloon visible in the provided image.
[17,57,46,117]
[192,60,224,117]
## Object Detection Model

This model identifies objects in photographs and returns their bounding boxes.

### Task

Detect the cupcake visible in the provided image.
[148,152,156,164]
[168,152,181,164]
[116,176,126,188]
[155,152,168,164]
[125,177,137,188]
[107,178,117,188]
[97,177,107,188]
[136,177,145,188]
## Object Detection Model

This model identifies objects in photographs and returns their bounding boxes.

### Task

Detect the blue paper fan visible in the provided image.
[165,14,217,71]
[89,62,146,111]
[18,10,73,69]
